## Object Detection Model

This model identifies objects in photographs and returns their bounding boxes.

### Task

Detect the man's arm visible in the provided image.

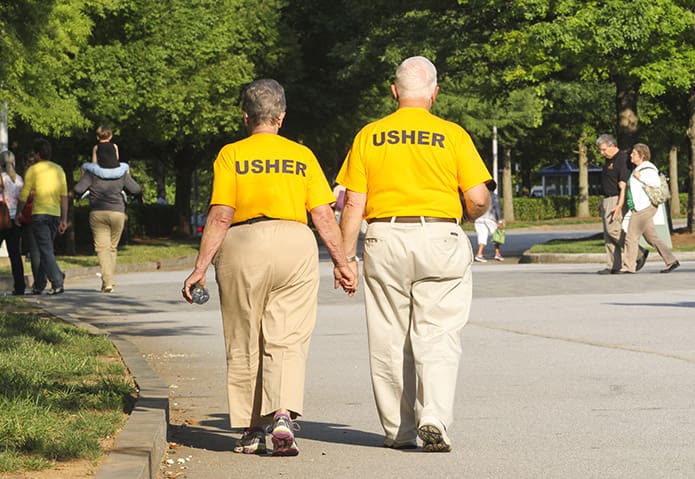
[462,183,490,222]
[310,203,356,294]
[337,190,367,296]
[58,195,69,234]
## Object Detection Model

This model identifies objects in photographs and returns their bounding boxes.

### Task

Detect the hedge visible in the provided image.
[510,193,688,221]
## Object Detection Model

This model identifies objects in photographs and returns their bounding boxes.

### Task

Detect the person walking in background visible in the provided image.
[19,152,42,294]
[91,125,120,168]
[619,143,679,274]
[596,134,647,274]
[74,160,142,293]
[0,151,26,295]
[474,185,504,262]
[181,79,355,457]
[336,56,492,453]
[15,138,68,295]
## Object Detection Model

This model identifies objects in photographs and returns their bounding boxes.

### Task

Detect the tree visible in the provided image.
[0,1,102,136]
[74,0,302,234]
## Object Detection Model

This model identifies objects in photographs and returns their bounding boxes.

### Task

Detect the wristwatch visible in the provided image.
[346,256,360,263]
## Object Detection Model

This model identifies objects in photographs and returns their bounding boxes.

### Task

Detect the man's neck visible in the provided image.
[398,98,431,110]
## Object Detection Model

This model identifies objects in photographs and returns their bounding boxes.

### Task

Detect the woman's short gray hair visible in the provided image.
[242,79,286,128]
[394,56,437,100]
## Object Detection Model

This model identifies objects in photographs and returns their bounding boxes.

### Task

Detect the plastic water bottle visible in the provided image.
[189,283,210,304]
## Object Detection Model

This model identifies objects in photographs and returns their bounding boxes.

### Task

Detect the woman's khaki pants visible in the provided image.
[89,210,126,289]
[213,220,319,428]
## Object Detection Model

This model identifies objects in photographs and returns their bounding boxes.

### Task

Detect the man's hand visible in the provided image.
[611,206,622,222]
[334,262,358,297]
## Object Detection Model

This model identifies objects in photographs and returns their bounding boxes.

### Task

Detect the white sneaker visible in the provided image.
[474,256,487,263]
[494,254,504,262]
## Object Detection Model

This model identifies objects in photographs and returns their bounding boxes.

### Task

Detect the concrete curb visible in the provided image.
[95,337,169,479]
[520,251,695,264]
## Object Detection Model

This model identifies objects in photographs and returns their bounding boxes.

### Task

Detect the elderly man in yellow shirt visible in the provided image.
[337,56,492,453]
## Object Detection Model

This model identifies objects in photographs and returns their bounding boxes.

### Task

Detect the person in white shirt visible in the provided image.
[619,143,679,274]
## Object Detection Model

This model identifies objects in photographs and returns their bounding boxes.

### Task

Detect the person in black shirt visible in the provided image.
[596,134,646,274]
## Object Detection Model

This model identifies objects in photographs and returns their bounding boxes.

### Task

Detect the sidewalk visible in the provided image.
[14,225,695,479]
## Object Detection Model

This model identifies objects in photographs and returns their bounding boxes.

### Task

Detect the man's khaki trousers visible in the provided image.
[363,220,472,444]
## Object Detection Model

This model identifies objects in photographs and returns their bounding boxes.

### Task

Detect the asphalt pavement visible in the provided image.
[20,225,695,479]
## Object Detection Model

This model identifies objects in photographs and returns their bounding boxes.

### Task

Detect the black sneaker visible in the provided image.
[596,268,618,275]
[636,248,649,271]
[660,261,680,274]
[233,428,266,455]
[46,287,64,295]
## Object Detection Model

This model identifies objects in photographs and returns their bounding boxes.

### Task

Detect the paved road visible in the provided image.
[31,227,695,479]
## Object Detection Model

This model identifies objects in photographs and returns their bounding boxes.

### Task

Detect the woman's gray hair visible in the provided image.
[241,79,286,128]
[394,56,437,100]
[0,150,17,182]
[632,143,651,162]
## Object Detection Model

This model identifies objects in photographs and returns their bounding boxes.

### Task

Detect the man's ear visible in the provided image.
[391,84,399,101]
[431,85,440,105]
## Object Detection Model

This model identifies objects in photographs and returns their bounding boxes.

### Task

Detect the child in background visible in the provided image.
[92,126,120,168]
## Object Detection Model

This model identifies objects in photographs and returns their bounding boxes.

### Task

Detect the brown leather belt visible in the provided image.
[367,216,457,224]
[230,216,277,228]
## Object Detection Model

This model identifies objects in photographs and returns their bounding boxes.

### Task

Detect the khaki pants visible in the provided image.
[213,220,319,428]
[89,210,126,289]
[623,205,677,272]
[363,221,472,444]
[600,196,625,270]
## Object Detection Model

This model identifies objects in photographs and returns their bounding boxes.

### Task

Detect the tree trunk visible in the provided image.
[615,76,639,150]
[173,146,194,237]
[577,134,590,218]
[502,147,514,222]
[686,87,695,233]
[669,145,680,217]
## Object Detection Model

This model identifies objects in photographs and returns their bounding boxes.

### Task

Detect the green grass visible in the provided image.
[528,236,606,254]
[528,234,695,253]
[0,297,136,473]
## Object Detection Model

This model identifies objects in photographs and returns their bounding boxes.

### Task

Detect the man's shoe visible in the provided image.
[474,255,487,263]
[616,269,634,274]
[494,254,504,262]
[46,287,64,295]
[660,261,680,274]
[270,414,299,456]
[636,248,649,272]
[597,268,617,275]
[29,288,43,295]
[233,428,267,455]
[417,421,452,453]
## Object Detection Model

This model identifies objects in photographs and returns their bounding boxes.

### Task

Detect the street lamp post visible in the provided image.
[0,101,8,152]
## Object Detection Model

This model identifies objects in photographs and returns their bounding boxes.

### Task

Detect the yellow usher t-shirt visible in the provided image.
[336,107,492,219]
[210,133,335,224]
